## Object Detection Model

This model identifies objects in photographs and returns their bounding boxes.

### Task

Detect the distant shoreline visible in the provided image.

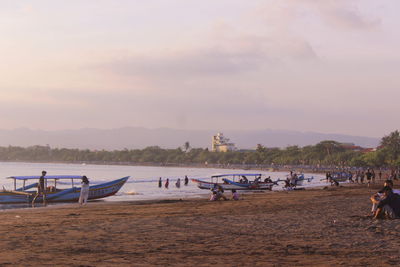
[0,159,377,175]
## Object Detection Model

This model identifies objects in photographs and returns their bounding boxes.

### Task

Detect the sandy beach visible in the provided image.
[0,183,399,267]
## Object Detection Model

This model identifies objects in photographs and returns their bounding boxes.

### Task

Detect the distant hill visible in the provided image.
[0,127,380,150]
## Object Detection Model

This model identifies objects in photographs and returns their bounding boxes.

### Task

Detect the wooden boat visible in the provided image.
[191,173,277,191]
[0,175,129,204]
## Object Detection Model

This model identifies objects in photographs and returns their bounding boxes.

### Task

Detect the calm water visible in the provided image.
[0,162,327,205]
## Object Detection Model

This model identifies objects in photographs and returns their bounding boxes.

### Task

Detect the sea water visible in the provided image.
[0,162,327,205]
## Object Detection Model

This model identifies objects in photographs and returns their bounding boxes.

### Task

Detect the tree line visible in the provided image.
[0,130,399,168]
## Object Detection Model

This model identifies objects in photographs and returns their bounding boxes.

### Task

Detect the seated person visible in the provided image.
[241,176,249,183]
[373,186,400,219]
[231,189,240,201]
[210,191,217,201]
[264,176,272,183]
[371,180,400,213]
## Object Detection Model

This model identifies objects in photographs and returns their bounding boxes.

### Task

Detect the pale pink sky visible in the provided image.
[0,0,399,137]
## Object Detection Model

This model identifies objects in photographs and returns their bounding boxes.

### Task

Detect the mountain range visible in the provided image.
[0,127,380,150]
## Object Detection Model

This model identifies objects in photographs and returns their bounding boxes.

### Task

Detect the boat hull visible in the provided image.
[222,178,274,190]
[191,178,273,191]
[0,176,129,204]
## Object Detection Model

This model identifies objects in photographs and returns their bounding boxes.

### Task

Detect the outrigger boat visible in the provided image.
[191,173,278,191]
[0,175,129,204]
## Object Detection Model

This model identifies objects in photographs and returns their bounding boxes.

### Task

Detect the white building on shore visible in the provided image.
[212,133,236,152]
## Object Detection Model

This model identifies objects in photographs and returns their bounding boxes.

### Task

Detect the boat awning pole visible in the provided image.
[14,179,16,191]
[71,178,74,188]
[23,180,26,190]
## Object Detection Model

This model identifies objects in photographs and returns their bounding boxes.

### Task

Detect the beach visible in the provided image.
[0,183,398,266]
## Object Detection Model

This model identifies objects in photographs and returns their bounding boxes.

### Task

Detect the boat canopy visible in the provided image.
[211,173,262,178]
[7,175,84,180]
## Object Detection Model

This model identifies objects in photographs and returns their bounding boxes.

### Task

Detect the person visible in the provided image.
[370,180,400,214]
[165,178,169,189]
[212,184,227,200]
[210,191,217,201]
[232,189,240,201]
[241,176,248,183]
[158,177,162,188]
[79,176,90,206]
[366,169,372,187]
[184,175,189,186]
[264,176,272,183]
[348,171,354,183]
[175,178,181,188]
[373,186,400,219]
[32,170,47,207]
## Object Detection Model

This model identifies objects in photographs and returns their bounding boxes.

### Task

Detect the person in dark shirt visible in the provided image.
[32,170,47,207]
[374,186,400,219]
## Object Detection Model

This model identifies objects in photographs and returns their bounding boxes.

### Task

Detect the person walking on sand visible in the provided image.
[165,178,169,189]
[79,176,90,206]
[158,177,162,188]
[32,170,47,207]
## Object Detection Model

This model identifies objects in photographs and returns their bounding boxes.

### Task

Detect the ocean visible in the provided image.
[0,161,327,206]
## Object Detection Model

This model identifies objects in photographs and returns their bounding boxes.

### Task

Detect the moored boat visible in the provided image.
[0,175,129,204]
[192,173,278,191]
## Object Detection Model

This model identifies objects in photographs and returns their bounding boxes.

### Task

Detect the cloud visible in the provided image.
[299,0,380,30]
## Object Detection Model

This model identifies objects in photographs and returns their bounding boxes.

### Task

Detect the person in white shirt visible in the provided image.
[79,176,90,206]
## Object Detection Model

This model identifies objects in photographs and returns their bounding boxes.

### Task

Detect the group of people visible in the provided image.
[326,168,382,187]
[283,171,302,189]
[32,170,90,207]
[209,183,240,201]
[158,176,189,189]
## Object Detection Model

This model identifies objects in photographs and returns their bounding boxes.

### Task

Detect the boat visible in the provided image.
[191,173,278,191]
[278,173,314,189]
[0,175,129,204]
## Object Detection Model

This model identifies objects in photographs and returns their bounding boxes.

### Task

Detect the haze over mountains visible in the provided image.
[0,128,380,150]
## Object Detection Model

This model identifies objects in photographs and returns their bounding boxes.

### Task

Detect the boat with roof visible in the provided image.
[191,173,278,191]
[0,175,129,204]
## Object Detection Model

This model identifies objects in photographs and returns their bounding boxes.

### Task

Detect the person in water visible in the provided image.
[158,177,162,188]
[165,178,169,189]
[184,175,189,186]
[79,176,90,206]
[176,178,181,188]
[32,170,47,207]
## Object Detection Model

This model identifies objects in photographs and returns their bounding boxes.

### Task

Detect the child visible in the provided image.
[232,189,240,201]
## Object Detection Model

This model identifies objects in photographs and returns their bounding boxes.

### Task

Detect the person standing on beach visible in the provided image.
[165,178,169,189]
[32,170,47,207]
[79,176,90,206]
[158,177,162,188]
[184,175,189,186]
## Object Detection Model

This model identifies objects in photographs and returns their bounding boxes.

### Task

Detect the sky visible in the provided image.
[0,0,399,138]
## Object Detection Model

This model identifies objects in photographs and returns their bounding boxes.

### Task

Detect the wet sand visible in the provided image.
[0,184,399,266]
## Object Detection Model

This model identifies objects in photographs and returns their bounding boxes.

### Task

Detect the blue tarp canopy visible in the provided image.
[7,175,83,180]
[211,173,262,178]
